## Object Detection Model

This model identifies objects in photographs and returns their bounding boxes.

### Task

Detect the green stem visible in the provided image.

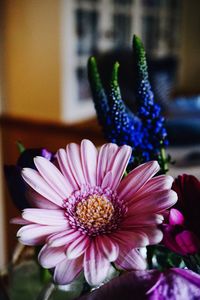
[160,146,168,174]
[36,282,55,300]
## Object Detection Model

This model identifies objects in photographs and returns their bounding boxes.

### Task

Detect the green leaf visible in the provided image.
[16,141,26,154]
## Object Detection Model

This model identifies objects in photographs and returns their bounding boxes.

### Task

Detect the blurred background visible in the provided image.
[0,0,199,269]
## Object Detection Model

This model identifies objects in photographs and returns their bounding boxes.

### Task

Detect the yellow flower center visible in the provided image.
[75,194,114,230]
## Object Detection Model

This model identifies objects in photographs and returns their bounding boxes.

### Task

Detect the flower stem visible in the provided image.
[36,282,55,300]
[159,146,168,174]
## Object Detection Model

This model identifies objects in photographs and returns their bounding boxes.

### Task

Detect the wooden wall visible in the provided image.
[2,0,61,121]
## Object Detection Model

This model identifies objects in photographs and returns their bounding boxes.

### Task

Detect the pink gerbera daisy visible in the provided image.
[13,140,177,286]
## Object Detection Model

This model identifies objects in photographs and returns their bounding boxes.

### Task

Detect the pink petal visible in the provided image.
[34,156,70,198]
[96,143,118,185]
[126,175,173,206]
[107,145,132,190]
[121,213,164,229]
[125,175,174,207]
[140,175,173,193]
[112,230,149,248]
[116,248,147,271]
[10,217,30,225]
[84,241,110,286]
[22,208,68,226]
[128,190,177,216]
[176,230,200,255]
[95,235,119,262]
[26,189,59,209]
[96,143,131,189]
[66,143,86,186]
[162,225,185,255]
[101,171,113,189]
[56,148,78,191]
[66,234,90,259]
[117,161,160,201]
[81,140,98,186]
[54,256,83,285]
[17,224,66,245]
[38,244,66,268]
[137,227,163,245]
[169,208,185,226]
[48,229,82,247]
[22,168,63,207]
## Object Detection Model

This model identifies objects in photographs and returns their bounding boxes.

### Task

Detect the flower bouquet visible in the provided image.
[2,36,200,300]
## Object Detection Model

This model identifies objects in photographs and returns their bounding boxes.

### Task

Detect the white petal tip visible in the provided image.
[170,190,178,204]
[21,168,29,174]
[34,156,45,163]
[152,160,160,169]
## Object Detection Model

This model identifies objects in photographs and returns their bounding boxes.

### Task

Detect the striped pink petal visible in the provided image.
[117,161,160,201]
[144,175,174,191]
[34,156,70,198]
[121,213,164,229]
[84,241,110,286]
[95,235,119,262]
[96,143,118,185]
[134,226,163,245]
[97,143,131,189]
[125,175,174,207]
[56,148,79,191]
[66,234,90,259]
[54,256,83,285]
[101,171,113,189]
[81,140,98,186]
[116,248,146,271]
[126,175,174,208]
[26,189,59,209]
[38,244,66,268]
[107,145,132,190]
[128,189,177,216]
[66,143,86,186]
[22,168,63,207]
[48,229,83,247]
[17,224,66,245]
[112,230,149,248]
[22,208,68,226]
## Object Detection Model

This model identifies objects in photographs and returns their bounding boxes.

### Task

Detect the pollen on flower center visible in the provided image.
[75,194,114,230]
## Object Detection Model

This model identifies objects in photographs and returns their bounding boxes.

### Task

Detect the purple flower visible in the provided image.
[172,175,200,240]
[162,208,200,256]
[161,174,200,256]
[4,148,53,210]
[78,268,200,300]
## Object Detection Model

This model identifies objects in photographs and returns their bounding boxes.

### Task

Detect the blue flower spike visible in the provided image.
[88,35,169,173]
[109,62,142,150]
[133,35,169,172]
[88,56,109,128]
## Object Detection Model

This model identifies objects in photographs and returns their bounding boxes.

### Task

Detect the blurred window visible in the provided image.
[71,0,182,102]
